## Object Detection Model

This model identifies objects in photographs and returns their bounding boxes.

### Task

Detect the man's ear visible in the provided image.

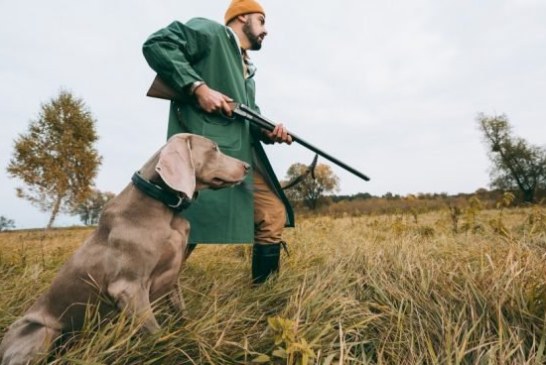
[236,14,248,23]
[155,134,196,198]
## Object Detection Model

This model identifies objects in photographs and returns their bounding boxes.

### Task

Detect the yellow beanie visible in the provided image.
[224,0,265,24]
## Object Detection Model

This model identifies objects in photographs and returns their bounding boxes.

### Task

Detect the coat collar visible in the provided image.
[225,26,257,79]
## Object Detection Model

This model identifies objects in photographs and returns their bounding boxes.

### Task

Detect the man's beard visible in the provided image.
[243,21,263,50]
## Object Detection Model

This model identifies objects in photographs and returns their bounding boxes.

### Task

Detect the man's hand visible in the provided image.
[263,123,293,145]
[194,85,291,144]
[194,84,234,116]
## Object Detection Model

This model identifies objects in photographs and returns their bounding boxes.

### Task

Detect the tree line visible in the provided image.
[3,91,545,229]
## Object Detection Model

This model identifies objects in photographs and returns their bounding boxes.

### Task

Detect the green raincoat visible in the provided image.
[143,18,294,244]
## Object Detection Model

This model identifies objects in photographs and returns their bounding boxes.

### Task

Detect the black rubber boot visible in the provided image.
[184,244,197,260]
[252,243,281,284]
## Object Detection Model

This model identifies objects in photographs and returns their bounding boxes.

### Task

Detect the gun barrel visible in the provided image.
[231,103,370,182]
[145,76,371,182]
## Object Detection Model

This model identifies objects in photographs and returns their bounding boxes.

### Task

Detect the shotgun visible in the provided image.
[146,75,370,182]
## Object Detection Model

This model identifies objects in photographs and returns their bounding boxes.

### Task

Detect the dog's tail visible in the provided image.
[0,317,60,365]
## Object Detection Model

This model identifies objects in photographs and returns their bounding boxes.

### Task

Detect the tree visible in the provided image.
[477,113,546,203]
[72,189,115,225]
[283,163,340,209]
[7,90,102,228]
[0,216,15,232]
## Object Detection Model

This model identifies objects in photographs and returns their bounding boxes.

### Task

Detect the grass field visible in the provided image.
[1,205,545,364]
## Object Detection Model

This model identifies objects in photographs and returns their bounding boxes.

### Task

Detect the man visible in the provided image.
[142,0,294,284]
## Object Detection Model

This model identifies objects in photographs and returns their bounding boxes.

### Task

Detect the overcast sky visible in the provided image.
[1,0,545,229]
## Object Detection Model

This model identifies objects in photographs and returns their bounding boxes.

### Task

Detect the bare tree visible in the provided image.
[72,189,115,225]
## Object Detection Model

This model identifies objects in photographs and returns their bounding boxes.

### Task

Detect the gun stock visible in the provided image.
[146,75,183,101]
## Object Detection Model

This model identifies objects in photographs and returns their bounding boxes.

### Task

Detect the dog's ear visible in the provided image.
[156,135,196,198]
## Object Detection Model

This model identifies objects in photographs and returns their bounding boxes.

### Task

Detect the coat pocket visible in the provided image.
[201,114,242,151]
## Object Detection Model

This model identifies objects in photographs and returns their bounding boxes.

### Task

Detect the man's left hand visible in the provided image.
[263,123,293,145]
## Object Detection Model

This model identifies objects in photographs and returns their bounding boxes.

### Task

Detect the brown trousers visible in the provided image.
[253,171,286,244]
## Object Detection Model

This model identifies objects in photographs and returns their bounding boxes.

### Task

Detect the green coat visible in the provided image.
[143,18,294,244]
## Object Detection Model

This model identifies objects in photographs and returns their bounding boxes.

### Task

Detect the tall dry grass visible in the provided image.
[1,205,545,364]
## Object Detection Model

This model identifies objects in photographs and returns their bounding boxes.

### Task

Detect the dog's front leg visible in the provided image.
[108,281,160,334]
[168,281,187,314]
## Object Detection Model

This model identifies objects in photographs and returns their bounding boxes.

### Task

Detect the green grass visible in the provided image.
[1,206,546,364]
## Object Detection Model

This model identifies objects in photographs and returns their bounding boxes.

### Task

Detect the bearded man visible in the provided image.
[142,0,294,284]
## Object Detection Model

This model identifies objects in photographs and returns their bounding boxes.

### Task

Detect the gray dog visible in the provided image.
[0,133,249,365]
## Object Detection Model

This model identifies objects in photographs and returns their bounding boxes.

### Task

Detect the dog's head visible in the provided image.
[155,133,249,198]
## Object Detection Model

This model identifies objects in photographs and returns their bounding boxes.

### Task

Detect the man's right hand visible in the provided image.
[194,84,234,117]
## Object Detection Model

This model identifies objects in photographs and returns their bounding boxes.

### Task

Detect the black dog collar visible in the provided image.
[131,171,191,212]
